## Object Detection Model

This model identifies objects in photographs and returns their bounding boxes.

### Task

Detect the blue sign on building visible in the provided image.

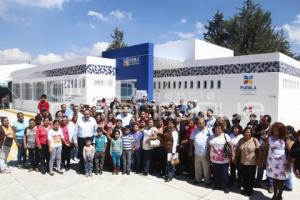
[102,43,154,100]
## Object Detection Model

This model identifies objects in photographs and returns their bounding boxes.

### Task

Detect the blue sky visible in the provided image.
[0,0,300,65]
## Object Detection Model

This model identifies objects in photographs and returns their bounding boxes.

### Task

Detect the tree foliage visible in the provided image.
[204,0,295,57]
[107,27,127,51]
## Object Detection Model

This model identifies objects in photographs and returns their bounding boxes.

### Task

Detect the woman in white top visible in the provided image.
[163,118,178,182]
[142,119,156,176]
[209,121,234,193]
[229,125,244,187]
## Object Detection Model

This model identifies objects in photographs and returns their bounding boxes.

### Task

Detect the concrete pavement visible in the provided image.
[0,110,299,200]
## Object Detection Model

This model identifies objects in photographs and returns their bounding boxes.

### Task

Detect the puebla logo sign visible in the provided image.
[240,75,257,95]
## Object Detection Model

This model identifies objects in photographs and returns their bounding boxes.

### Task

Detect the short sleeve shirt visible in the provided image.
[209,133,231,164]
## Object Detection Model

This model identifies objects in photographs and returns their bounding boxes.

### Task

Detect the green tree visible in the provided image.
[203,10,228,46]
[204,0,294,57]
[107,27,127,51]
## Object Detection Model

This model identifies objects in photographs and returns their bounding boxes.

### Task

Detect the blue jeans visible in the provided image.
[111,152,121,167]
[211,162,229,190]
[84,158,93,175]
[132,149,141,172]
[284,168,293,190]
[17,138,26,165]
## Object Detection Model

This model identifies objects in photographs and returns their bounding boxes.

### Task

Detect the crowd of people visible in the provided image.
[0,94,300,199]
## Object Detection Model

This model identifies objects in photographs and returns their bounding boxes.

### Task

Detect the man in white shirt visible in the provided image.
[206,109,216,132]
[190,118,212,185]
[75,110,97,174]
[116,106,132,127]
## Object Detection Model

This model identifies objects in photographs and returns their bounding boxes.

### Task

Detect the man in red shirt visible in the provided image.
[38,94,50,113]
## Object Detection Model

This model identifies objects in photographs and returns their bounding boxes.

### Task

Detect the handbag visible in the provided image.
[223,134,231,158]
[170,153,180,165]
[149,139,160,148]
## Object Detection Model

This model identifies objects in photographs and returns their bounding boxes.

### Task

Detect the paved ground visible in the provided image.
[0,110,299,200]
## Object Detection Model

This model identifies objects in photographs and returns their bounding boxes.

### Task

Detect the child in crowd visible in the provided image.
[121,126,134,175]
[83,139,95,177]
[110,129,122,175]
[131,123,143,173]
[24,119,38,172]
[94,127,107,175]
[38,94,50,113]
[48,120,66,176]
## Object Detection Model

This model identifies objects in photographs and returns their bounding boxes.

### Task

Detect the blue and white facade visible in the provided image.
[10,38,300,129]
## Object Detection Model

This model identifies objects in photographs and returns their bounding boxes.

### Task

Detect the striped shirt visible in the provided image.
[121,134,134,150]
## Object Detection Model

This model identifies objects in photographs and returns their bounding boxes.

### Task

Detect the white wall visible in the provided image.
[278,73,300,129]
[194,39,233,60]
[154,72,279,127]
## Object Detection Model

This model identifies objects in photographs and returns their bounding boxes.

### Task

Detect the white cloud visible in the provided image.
[32,53,64,65]
[180,18,187,24]
[87,9,133,22]
[282,14,300,45]
[109,9,133,21]
[0,41,110,65]
[0,48,32,64]
[90,42,109,56]
[0,0,70,9]
[196,21,205,34]
[173,31,195,39]
[89,23,96,29]
[87,10,109,21]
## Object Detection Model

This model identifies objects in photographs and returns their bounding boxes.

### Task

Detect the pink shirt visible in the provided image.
[61,125,70,144]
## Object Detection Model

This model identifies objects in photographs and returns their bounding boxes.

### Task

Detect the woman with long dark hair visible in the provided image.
[237,127,260,196]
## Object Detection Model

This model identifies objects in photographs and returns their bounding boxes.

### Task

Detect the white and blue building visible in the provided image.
[10,38,300,128]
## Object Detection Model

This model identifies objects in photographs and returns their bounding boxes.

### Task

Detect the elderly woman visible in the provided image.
[209,121,234,193]
[263,122,293,200]
[237,127,260,196]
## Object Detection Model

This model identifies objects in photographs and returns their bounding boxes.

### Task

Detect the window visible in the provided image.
[22,83,32,100]
[12,83,21,99]
[34,82,45,100]
[178,81,182,89]
[173,81,176,89]
[168,81,171,89]
[217,80,221,89]
[184,81,187,89]
[158,82,161,89]
[190,81,193,89]
[163,81,166,89]
[74,79,77,88]
[204,81,207,89]
[154,82,156,89]
[210,80,214,89]
[47,81,63,103]
[197,81,201,89]
[82,78,86,88]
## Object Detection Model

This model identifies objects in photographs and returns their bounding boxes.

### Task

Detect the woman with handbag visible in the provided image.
[162,118,179,182]
[236,127,260,196]
[208,121,234,193]
[0,117,16,173]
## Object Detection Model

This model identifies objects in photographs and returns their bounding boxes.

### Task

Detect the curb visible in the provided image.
[1,109,36,118]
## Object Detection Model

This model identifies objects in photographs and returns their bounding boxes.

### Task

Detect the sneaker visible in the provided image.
[89,173,93,177]
[28,168,34,172]
[49,172,54,176]
[85,174,89,177]
[126,171,130,175]
[57,170,64,174]
[99,171,103,175]
[224,188,230,194]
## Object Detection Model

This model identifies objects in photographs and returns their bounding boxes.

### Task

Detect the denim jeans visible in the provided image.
[28,148,38,169]
[49,146,62,173]
[143,149,152,174]
[122,150,132,173]
[85,158,93,175]
[95,151,105,173]
[131,148,141,172]
[211,162,230,190]
[0,145,11,171]
[111,152,121,167]
[17,138,26,165]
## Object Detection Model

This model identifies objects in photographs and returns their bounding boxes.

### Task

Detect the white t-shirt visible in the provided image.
[142,127,155,150]
[48,128,64,148]
[229,133,243,151]
[116,113,133,127]
[190,127,212,156]
[209,133,231,164]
